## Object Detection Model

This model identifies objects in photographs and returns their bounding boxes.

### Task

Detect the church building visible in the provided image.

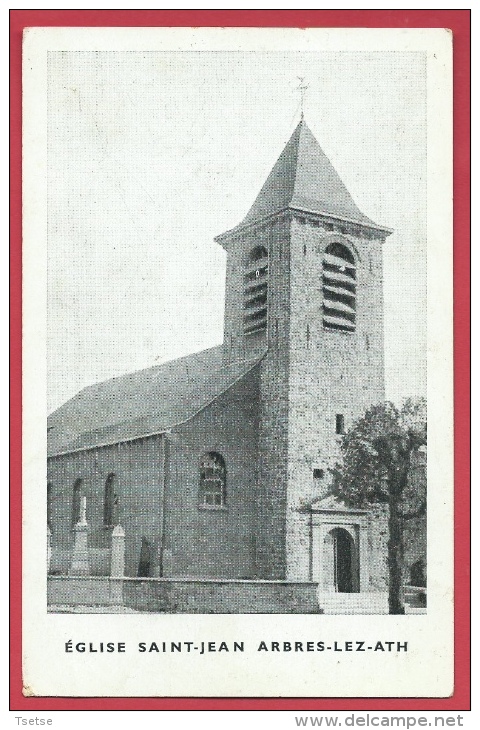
[47,118,395,604]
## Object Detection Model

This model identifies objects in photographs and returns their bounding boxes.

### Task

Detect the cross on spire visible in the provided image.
[297,77,309,119]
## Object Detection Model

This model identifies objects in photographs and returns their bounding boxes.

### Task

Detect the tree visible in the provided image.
[332,398,427,614]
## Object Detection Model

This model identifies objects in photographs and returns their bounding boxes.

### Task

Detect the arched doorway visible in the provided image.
[324,527,359,593]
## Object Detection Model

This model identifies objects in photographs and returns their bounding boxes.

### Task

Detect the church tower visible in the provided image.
[215,119,392,581]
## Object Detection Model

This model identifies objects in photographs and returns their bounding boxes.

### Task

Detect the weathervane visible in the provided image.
[297,77,309,119]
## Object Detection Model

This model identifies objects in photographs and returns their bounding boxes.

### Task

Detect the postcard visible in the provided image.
[20,25,456,699]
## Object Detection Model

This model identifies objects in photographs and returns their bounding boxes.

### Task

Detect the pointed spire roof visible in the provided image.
[220,119,390,238]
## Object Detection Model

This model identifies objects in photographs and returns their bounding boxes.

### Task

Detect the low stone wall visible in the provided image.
[49,548,111,576]
[49,548,70,575]
[123,578,321,613]
[47,576,321,613]
[405,585,427,608]
[48,576,123,606]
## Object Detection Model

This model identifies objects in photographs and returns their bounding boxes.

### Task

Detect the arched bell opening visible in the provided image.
[243,246,268,335]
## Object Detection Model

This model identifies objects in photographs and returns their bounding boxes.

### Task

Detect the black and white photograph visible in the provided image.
[22,26,453,698]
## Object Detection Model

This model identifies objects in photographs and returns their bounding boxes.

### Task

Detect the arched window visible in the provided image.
[199,452,226,507]
[243,246,268,335]
[71,478,83,526]
[322,242,356,332]
[103,473,117,526]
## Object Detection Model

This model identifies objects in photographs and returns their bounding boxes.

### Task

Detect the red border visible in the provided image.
[10,9,470,711]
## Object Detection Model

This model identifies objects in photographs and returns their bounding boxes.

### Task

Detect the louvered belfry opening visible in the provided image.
[243,245,268,335]
[322,242,356,332]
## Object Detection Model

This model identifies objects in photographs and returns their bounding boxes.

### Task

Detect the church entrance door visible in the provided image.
[313,515,366,594]
[332,528,354,593]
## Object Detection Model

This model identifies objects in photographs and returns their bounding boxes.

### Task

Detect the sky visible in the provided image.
[46,46,427,413]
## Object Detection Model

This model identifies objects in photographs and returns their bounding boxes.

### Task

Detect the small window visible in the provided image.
[103,473,117,526]
[313,468,324,480]
[199,452,226,508]
[244,246,268,335]
[336,414,345,435]
[47,481,53,529]
[71,478,83,526]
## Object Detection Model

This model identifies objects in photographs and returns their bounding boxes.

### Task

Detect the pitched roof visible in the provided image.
[221,119,388,236]
[48,346,262,457]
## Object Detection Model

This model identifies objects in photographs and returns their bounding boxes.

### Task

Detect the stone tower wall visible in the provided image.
[285,216,386,580]
[221,212,386,581]
[222,215,292,578]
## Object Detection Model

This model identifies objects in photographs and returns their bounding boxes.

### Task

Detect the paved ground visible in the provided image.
[48,603,426,614]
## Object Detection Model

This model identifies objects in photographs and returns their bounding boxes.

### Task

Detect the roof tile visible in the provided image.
[227,119,385,233]
[48,346,263,456]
